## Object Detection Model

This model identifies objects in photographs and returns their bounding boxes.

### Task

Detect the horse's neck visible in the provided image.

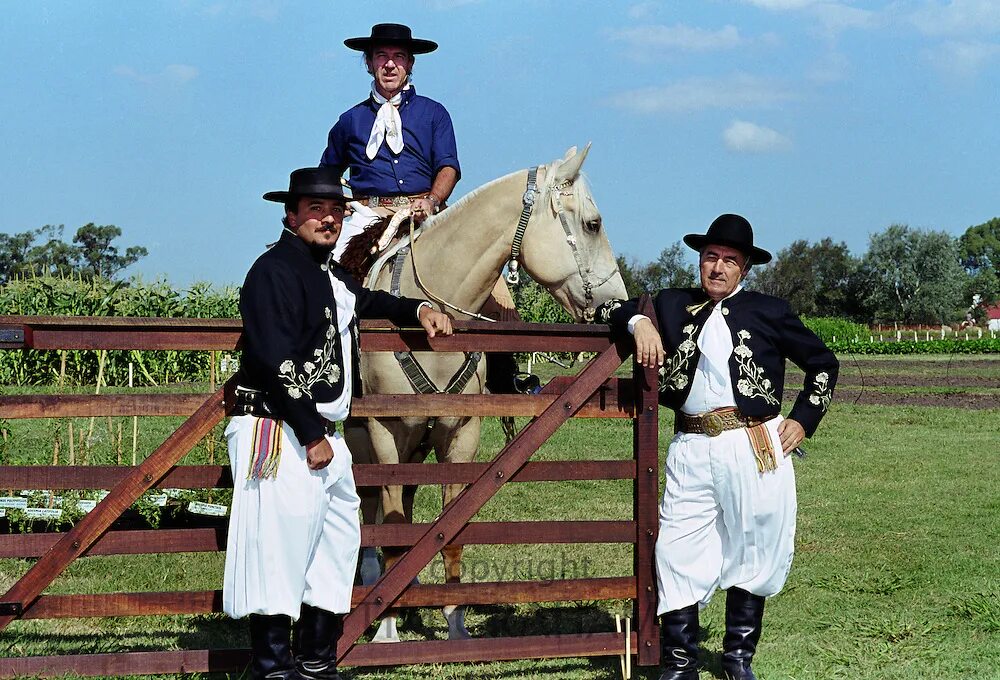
[398,170,529,312]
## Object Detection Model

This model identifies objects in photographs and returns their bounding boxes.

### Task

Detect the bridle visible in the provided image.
[505,165,620,322]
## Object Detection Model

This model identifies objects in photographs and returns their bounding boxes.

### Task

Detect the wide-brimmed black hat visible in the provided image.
[263,167,347,204]
[344,23,438,55]
[683,214,772,264]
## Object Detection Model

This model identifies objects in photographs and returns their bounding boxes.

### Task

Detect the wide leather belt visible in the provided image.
[232,386,339,435]
[351,193,432,209]
[233,385,273,417]
[676,407,775,437]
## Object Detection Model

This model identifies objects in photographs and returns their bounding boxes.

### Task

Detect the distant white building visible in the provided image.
[988,304,1000,332]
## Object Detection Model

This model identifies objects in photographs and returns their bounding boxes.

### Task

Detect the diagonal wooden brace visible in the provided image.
[0,376,236,632]
[337,339,632,660]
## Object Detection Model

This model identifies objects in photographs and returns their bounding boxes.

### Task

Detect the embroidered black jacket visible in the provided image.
[598,288,839,437]
[237,230,424,446]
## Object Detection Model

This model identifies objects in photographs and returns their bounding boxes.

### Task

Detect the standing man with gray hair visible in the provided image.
[598,214,839,680]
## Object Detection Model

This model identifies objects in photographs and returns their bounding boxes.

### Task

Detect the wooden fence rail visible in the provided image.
[0,311,661,677]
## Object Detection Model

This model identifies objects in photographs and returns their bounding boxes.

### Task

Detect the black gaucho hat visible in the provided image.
[683,214,773,264]
[263,167,347,204]
[344,23,438,55]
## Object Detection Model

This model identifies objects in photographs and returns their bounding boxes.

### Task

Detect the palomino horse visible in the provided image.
[347,145,628,642]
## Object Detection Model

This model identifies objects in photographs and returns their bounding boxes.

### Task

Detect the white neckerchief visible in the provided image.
[681,285,743,415]
[366,82,409,160]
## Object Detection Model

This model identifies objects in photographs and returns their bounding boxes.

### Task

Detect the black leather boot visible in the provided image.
[248,614,303,680]
[294,603,343,680]
[658,604,700,680]
[721,588,766,680]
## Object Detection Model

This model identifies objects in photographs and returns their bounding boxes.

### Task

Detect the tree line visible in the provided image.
[617,218,1000,325]
[0,224,147,283]
[2,217,999,326]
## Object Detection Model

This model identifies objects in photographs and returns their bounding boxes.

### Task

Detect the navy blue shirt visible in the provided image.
[320,87,461,197]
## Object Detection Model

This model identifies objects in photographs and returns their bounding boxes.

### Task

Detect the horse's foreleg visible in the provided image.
[432,416,481,640]
[367,416,426,643]
[345,418,382,586]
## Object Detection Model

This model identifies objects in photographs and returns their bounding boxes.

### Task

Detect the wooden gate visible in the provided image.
[0,305,661,677]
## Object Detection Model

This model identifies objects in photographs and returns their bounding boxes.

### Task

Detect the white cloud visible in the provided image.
[742,0,878,34]
[812,3,878,31]
[723,120,793,152]
[162,64,200,84]
[611,75,794,114]
[114,64,200,86]
[924,39,1000,76]
[743,0,825,9]
[910,0,1000,37]
[611,24,745,52]
[628,1,662,19]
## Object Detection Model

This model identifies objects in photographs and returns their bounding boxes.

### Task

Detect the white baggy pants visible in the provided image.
[655,415,797,614]
[223,415,361,619]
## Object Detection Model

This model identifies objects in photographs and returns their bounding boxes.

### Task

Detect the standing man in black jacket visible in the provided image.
[598,214,838,680]
[224,167,452,680]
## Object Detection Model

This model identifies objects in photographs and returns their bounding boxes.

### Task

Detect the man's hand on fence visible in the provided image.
[306,437,334,470]
[632,317,664,369]
[419,306,454,338]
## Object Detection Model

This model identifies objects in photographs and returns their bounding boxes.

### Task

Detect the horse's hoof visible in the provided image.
[360,547,382,586]
[443,604,472,640]
[371,617,400,643]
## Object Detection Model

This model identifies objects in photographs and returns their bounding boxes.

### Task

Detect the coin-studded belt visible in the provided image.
[676,407,776,437]
[351,193,433,209]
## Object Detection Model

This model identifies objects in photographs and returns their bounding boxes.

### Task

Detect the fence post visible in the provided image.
[633,294,660,666]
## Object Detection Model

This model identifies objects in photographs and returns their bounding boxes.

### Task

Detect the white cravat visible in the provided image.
[366,82,409,160]
[681,286,743,415]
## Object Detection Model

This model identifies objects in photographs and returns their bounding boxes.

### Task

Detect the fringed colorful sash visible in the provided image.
[746,422,777,473]
[247,417,283,480]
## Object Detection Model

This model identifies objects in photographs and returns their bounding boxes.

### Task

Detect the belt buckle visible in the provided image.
[391,195,410,208]
[702,413,725,437]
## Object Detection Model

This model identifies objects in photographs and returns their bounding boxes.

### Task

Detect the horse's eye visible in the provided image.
[584,219,602,234]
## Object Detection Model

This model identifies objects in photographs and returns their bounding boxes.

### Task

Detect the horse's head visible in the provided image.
[518,145,628,322]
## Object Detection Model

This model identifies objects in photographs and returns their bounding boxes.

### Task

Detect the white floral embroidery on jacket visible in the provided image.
[278,307,342,399]
[808,371,832,411]
[596,299,623,325]
[659,324,698,393]
[733,329,779,406]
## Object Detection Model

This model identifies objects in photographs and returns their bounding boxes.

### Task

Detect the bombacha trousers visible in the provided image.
[655,414,797,614]
[223,415,361,619]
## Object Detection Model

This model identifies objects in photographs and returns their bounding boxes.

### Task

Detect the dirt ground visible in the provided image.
[784,357,1000,410]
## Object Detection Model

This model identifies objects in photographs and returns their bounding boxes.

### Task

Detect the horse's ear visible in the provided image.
[553,143,591,184]
[562,146,578,160]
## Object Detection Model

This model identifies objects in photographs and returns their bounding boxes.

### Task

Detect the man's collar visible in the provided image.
[686,284,744,316]
[277,228,334,265]
[369,84,415,107]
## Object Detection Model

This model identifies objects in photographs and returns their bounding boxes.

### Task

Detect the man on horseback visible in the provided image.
[599,214,839,680]
[319,22,532,398]
[224,166,452,680]
[320,22,459,261]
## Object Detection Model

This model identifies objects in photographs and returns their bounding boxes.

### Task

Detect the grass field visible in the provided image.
[1,357,998,679]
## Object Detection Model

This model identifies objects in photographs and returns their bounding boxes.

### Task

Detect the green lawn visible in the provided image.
[1,379,999,678]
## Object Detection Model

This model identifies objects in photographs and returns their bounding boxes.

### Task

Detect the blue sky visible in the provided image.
[1,1,998,285]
